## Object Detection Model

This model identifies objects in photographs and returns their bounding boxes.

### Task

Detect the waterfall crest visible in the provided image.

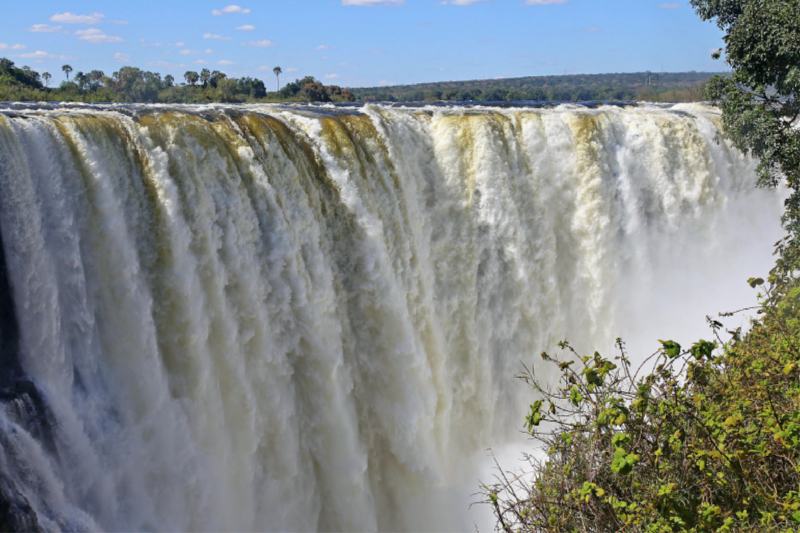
[0,103,783,532]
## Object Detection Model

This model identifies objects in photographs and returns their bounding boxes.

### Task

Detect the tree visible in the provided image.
[209,70,226,88]
[184,71,199,85]
[164,74,174,87]
[273,66,282,92]
[200,68,210,88]
[41,72,51,88]
[300,81,330,102]
[691,0,800,249]
[62,64,72,81]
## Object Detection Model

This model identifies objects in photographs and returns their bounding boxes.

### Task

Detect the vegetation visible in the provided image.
[0,60,355,104]
[480,1,800,531]
[351,71,717,103]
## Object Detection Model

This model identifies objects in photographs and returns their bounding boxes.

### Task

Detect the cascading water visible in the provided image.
[0,102,784,532]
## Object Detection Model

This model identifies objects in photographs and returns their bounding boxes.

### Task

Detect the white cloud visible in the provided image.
[324,73,339,79]
[113,52,131,62]
[658,3,680,7]
[204,49,214,54]
[50,12,105,24]
[218,60,235,65]
[27,24,63,33]
[203,33,231,40]
[0,43,27,50]
[76,28,123,43]
[17,50,74,60]
[368,49,384,54]
[194,60,209,65]
[342,0,404,4]
[147,61,187,68]
[242,40,277,47]
[235,25,255,30]
[212,5,251,15]
[286,67,298,72]
[109,20,129,24]
[314,45,337,50]
[521,0,567,4]
[179,49,201,55]
[438,0,492,4]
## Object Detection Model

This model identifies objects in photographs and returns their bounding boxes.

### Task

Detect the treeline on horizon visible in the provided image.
[353,71,719,103]
[1,56,715,104]
[0,58,356,104]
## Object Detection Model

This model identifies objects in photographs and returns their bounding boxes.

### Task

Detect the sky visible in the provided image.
[0,0,727,89]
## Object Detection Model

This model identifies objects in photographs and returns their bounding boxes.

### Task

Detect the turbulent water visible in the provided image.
[0,102,784,532]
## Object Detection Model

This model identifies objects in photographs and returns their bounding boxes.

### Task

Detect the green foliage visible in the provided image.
[691,0,800,249]
[353,71,716,103]
[0,57,350,104]
[481,263,800,531]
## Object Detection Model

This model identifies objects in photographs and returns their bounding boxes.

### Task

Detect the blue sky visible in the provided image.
[0,0,726,88]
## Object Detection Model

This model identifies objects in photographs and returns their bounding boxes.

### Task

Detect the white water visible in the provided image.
[0,102,784,532]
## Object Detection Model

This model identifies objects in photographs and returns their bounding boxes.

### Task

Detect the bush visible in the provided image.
[481,241,800,532]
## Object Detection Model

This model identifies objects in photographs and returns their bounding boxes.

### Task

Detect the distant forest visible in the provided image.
[1,57,717,104]
[351,71,721,103]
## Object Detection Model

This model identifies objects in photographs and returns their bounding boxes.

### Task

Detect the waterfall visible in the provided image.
[0,102,784,532]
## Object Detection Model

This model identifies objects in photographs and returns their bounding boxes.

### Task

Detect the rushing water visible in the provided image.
[0,102,784,532]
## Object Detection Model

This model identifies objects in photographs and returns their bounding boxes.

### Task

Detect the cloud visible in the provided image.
[342,0,404,5]
[235,25,255,30]
[314,45,337,50]
[0,43,26,51]
[218,60,235,65]
[324,73,339,79]
[76,28,123,43]
[437,0,492,4]
[521,0,567,4]
[204,49,214,54]
[27,24,63,33]
[203,33,231,40]
[17,50,74,60]
[109,20,129,24]
[147,61,186,68]
[285,67,298,72]
[658,3,680,7]
[212,5,251,15]
[50,12,105,24]
[113,52,131,62]
[194,60,209,64]
[179,49,202,55]
[242,40,278,47]
[336,62,358,66]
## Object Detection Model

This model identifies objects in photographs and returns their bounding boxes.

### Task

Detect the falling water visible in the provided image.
[0,102,784,532]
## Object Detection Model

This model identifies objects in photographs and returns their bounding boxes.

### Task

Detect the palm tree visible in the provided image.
[62,64,72,81]
[273,66,282,92]
[184,70,199,85]
[42,72,52,88]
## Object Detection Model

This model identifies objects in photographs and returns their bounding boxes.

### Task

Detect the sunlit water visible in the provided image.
[0,102,784,532]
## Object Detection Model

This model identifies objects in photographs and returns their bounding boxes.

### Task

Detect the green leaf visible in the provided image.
[570,386,583,406]
[660,340,682,358]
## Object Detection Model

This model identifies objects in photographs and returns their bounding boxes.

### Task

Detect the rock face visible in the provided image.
[0,228,43,533]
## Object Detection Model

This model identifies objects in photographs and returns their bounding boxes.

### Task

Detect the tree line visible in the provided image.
[0,58,356,104]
